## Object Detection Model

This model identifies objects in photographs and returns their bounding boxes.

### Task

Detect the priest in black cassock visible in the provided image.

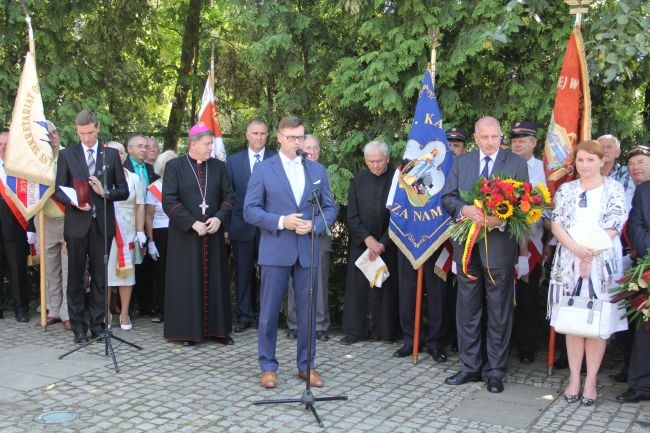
[340,141,400,344]
[162,123,235,346]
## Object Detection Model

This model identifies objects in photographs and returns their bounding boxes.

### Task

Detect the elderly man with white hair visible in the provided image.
[598,134,635,209]
[340,140,400,346]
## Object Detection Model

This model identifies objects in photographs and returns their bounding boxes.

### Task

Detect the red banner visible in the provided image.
[543,26,591,197]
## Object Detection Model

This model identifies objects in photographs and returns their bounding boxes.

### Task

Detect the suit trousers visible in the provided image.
[233,235,260,325]
[135,255,155,315]
[258,264,317,372]
[397,253,447,350]
[513,264,542,354]
[286,235,331,332]
[457,259,514,378]
[0,237,29,314]
[152,228,168,318]
[628,329,650,393]
[65,219,109,335]
[40,215,69,321]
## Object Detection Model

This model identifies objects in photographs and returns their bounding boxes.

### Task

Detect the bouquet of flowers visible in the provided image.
[610,254,650,331]
[448,175,553,279]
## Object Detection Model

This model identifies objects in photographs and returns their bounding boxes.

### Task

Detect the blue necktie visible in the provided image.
[481,156,491,179]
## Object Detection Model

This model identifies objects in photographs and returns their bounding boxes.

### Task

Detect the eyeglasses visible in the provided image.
[279,133,306,143]
[578,191,587,208]
[132,143,150,150]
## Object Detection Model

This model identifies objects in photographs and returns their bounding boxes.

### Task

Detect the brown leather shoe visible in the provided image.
[37,316,61,326]
[260,371,277,388]
[63,320,72,331]
[298,370,324,387]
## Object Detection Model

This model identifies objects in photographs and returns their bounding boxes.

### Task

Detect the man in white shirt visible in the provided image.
[509,121,547,364]
[226,119,275,332]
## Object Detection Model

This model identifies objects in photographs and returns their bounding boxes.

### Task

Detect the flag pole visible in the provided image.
[25,14,47,331]
[548,0,593,374]
[210,44,215,97]
[411,29,441,364]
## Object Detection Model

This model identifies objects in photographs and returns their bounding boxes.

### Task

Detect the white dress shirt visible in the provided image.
[248,148,266,172]
[479,148,499,177]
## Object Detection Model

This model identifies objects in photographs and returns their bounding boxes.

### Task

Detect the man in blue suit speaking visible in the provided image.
[244,115,337,389]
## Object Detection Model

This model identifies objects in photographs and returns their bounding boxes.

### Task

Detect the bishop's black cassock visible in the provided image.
[162,156,234,342]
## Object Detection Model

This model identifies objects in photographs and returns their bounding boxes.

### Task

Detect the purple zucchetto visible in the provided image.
[188,122,214,139]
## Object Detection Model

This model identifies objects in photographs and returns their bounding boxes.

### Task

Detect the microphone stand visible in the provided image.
[59,138,142,372]
[254,151,347,428]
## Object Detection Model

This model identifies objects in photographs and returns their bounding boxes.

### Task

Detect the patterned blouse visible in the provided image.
[548,177,627,308]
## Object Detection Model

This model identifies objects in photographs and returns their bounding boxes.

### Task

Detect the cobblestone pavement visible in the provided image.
[0,314,649,433]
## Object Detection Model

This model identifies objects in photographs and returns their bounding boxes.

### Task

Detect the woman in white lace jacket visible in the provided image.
[548,139,628,406]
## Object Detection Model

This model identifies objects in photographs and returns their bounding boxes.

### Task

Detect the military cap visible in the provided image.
[627,144,650,161]
[445,127,468,143]
[510,121,538,138]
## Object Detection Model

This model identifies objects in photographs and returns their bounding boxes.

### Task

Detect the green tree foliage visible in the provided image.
[1,0,647,323]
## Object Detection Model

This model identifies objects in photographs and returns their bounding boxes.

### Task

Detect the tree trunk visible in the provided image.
[163,0,201,151]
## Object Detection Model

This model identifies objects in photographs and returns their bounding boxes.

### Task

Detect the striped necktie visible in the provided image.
[87,148,95,174]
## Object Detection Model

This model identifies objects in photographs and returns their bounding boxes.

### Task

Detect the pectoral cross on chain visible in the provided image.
[199,200,209,216]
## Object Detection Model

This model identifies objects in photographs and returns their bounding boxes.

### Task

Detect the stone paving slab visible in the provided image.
[0,314,648,432]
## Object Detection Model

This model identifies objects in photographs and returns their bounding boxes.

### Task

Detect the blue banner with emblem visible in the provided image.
[387,66,453,269]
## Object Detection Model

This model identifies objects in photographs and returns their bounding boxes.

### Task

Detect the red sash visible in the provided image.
[148,181,162,202]
[0,178,28,230]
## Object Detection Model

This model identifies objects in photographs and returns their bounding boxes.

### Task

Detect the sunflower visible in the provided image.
[494,200,514,219]
[526,208,542,223]
[537,183,551,204]
[503,179,523,189]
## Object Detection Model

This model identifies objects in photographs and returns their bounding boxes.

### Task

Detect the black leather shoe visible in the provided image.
[0,310,4,319]
[616,388,650,403]
[181,341,195,347]
[428,347,448,363]
[234,322,251,333]
[215,335,234,345]
[518,352,535,364]
[316,331,329,342]
[612,369,628,383]
[340,335,359,345]
[74,333,89,344]
[487,377,504,393]
[445,371,482,385]
[15,312,29,322]
[554,355,568,370]
[286,329,298,339]
[90,327,104,339]
[393,345,413,358]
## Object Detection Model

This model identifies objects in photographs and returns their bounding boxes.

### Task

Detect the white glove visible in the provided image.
[515,255,529,279]
[26,231,36,245]
[148,241,159,261]
[135,231,147,248]
[622,254,634,271]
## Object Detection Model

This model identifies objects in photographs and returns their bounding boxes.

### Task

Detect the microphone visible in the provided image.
[296,148,307,159]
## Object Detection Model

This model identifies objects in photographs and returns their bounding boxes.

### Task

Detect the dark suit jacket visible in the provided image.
[226,147,276,241]
[628,180,650,257]
[243,154,337,268]
[441,149,529,268]
[0,198,33,241]
[123,157,159,185]
[54,143,129,239]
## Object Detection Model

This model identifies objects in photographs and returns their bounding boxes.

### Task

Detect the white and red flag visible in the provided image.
[198,77,227,161]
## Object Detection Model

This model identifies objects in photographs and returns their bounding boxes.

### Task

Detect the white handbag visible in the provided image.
[554,277,613,340]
